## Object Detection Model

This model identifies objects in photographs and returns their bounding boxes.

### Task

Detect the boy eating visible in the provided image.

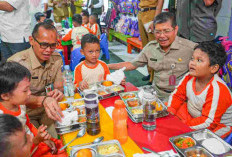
[167,41,232,138]
[74,34,110,90]
[0,62,65,156]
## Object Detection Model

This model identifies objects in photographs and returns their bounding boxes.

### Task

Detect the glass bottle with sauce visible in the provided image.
[112,100,128,144]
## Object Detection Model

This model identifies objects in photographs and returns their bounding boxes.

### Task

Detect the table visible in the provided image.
[61,82,192,156]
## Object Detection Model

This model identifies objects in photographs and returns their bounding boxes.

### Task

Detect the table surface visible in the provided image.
[100,82,193,153]
[61,82,193,156]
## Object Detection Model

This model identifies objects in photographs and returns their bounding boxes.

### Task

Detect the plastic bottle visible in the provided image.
[63,65,75,97]
[112,100,128,144]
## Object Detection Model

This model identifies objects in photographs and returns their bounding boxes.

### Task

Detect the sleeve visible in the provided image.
[53,59,63,89]
[25,114,38,136]
[74,63,83,87]
[93,0,103,8]
[6,0,23,9]
[91,24,98,35]
[100,61,110,80]
[186,85,219,130]
[130,46,150,67]
[167,74,190,115]
[62,30,72,41]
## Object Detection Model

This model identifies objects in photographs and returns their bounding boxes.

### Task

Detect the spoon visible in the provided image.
[72,136,104,148]
[60,128,86,151]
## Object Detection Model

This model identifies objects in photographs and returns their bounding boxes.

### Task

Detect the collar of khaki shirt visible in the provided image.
[156,36,180,54]
[27,47,55,70]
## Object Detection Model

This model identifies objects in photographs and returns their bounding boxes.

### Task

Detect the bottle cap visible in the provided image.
[64,65,70,70]
[114,99,125,108]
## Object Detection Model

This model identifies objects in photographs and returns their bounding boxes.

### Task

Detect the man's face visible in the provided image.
[9,129,33,157]
[154,21,178,51]
[29,27,57,63]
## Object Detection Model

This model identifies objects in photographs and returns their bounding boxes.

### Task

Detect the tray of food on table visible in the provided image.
[169,129,232,157]
[70,140,126,157]
[78,81,125,100]
[55,99,87,135]
[119,89,169,123]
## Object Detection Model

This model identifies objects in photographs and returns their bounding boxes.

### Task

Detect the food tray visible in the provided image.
[169,129,232,157]
[56,100,87,135]
[78,81,125,100]
[119,91,169,123]
[70,140,126,157]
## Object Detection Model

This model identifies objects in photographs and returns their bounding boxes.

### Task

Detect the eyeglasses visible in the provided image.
[154,28,175,36]
[32,35,57,49]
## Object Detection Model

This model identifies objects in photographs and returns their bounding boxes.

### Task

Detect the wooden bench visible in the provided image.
[127,37,143,54]
[108,29,131,42]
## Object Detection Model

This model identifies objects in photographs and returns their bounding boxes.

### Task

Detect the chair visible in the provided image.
[225,132,232,145]
[70,47,85,71]
[100,33,110,60]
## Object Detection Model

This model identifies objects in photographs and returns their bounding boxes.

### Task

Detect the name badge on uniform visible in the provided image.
[169,64,176,86]
[45,83,54,94]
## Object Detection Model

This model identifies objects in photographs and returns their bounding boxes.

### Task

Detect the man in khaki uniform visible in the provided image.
[138,0,164,84]
[8,23,64,137]
[49,0,69,23]
[108,12,197,101]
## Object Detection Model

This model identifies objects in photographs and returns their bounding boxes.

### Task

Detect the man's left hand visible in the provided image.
[47,89,64,101]
[89,4,94,8]
[43,97,63,122]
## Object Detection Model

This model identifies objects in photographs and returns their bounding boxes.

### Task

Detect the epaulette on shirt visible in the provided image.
[177,37,197,49]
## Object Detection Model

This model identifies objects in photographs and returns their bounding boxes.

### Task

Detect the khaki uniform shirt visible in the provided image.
[176,0,222,42]
[138,0,158,24]
[131,36,197,100]
[49,0,69,17]
[8,47,63,117]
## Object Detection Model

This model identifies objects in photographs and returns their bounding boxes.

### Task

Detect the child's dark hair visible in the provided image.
[90,13,98,20]
[34,12,45,21]
[81,10,89,17]
[0,62,31,101]
[81,34,100,49]
[72,14,82,25]
[44,18,54,25]
[194,41,227,68]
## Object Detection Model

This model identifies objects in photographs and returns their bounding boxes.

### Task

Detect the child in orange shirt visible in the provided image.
[167,41,232,138]
[86,14,101,39]
[74,34,125,90]
[81,10,89,28]
[62,14,90,49]
[0,62,66,156]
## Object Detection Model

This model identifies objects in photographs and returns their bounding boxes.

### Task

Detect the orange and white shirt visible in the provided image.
[167,73,232,138]
[62,26,90,49]
[86,23,101,39]
[0,104,37,137]
[74,60,110,87]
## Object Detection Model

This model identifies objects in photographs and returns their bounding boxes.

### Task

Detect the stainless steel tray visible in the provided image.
[56,100,87,135]
[78,82,125,100]
[169,129,232,157]
[70,140,126,157]
[119,91,169,123]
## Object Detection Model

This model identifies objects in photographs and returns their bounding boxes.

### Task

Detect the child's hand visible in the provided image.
[79,80,89,90]
[33,125,51,145]
[120,77,126,86]
[44,140,57,154]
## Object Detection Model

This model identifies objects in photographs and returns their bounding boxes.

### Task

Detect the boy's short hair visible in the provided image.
[194,41,227,68]
[34,12,45,21]
[72,14,82,25]
[0,114,23,157]
[44,18,54,25]
[90,13,98,20]
[0,62,31,101]
[81,34,100,49]
[81,10,89,17]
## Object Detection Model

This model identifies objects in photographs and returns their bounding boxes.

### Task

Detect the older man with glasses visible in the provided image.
[108,12,197,101]
[8,22,64,138]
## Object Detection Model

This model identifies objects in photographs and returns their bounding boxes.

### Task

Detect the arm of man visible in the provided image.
[108,62,137,71]
[93,0,103,8]
[155,0,164,16]
[26,95,63,121]
[0,1,14,12]
[203,0,216,6]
